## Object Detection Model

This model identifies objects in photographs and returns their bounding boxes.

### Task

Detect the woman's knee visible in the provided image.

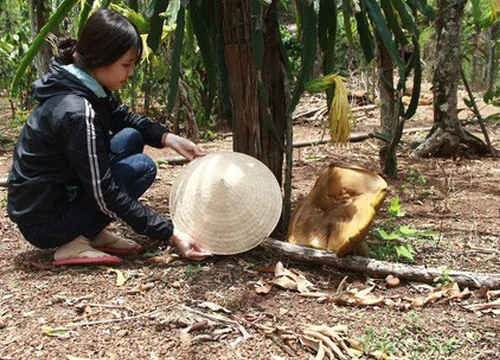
[112,154,157,198]
[111,128,144,156]
[138,154,157,181]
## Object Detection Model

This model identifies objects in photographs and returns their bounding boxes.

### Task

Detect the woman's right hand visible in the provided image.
[170,229,212,261]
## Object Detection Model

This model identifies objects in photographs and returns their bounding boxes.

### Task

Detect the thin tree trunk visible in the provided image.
[413,0,488,158]
[375,34,397,178]
[471,24,481,89]
[30,0,51,76]
[485,24,499,91]
[260,2,286,186]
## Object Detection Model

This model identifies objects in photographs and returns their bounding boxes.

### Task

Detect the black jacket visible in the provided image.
[7,59,174,240]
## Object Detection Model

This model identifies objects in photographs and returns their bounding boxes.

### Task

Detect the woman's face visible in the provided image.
[92,47,137,91]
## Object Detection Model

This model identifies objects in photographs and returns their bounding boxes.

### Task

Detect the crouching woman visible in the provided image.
[7,9,210,266]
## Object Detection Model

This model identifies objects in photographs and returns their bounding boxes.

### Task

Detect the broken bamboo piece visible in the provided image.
[261,238,500,289]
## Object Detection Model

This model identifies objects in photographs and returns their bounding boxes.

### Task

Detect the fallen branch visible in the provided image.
[151,127,433,168]
[261,238,500,289]
[65,309,162,328]
[179,304,251,340]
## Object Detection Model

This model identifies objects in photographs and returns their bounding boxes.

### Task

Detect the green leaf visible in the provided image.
[380,1,408,47]
[418,229,439,238]
[391,0,418,35]
[397,225,418,236]
[407,0,435,20]
[288,0,317,114]
[483,87,500,104]
[395,244,415,261]
[363,0,405,70]
[403,37,422,119]
[341,0,354,48]
[375,228,400,241]
[166,6,185,113]
[354,9,374,63]
[318,0,337,105]
[77,0,95,38]
[110,3,150,33]
[146,0,170,53]
[389,196,406,217]
[188,0,218,124]
[11,0,79,97]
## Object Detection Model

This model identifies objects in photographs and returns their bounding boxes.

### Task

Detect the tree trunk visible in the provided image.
[30,0,52,76]
[220,0,286,186]
[375,34,398,178]
[471,24,481,90]
[485,24,499,91]
[413,0,488,158]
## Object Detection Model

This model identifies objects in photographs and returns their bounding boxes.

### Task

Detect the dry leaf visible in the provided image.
[272,262,314,293]
[273,276,299,291]
[42,325,71,338]
[487,289,500,300]
[182,320,210,333]
[30,261,54,270]
[253,265,276,273]
[146,254,179,264]
[125,282,155,295]
[198,301,231,313]
[465,297,500,313]
[107,268,126,286]
[254,278,273,294]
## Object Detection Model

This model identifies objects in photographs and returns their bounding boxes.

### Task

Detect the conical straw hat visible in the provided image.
[170,151,282,255]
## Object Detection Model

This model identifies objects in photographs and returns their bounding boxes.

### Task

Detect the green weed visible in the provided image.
[185,263,205,278]
[433,266,455,286]
[0,193,7,208]
[371,196,439,263]
[359,314,461,359]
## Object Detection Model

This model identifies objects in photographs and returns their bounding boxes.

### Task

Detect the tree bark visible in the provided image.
[220,0,286,185]
[261,238,500,289]
[413,0,488,158]
[30,0,52,76]
[375,34,398,178]
[485,24,499,91]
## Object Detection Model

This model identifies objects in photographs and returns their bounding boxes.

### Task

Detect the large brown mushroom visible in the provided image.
[288,164,387,256]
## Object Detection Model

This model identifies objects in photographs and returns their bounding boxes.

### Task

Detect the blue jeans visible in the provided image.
[19,128,157,249]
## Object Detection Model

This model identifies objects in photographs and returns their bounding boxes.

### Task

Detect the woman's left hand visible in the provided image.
[170,229,212,261]
[163,133,207,161]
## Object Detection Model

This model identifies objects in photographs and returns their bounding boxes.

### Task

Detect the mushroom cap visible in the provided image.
[288,164,387,256]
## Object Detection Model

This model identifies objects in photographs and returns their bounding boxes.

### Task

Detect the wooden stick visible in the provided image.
[65,310,162,328]
[179,304,251,340]
[460,67,497,159]
[261,238,500,289]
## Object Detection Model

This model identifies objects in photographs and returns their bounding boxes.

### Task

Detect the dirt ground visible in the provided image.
[0,93,499,360]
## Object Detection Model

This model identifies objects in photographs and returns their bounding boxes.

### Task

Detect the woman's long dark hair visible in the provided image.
[58,8,143,69]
